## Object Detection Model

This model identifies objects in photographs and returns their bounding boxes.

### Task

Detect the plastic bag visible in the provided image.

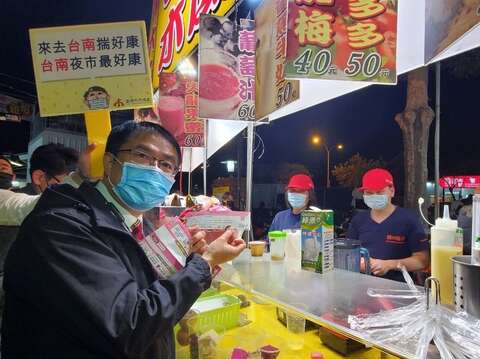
[348,267,480,358]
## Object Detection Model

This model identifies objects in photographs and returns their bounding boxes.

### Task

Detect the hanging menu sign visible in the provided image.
[285,0,398,84]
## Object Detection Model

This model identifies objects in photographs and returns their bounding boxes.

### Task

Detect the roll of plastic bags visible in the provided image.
[348,266,480,358]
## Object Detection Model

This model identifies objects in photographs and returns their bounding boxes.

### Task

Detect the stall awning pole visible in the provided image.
[246,121,255,244]
[434,62,441,219]
[203,119,208,196]
[188,148,192,195]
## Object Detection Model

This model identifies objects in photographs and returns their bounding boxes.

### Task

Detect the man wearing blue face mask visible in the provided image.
[2,121,246,359]
[347,168,430,282]
[270,173,315,231]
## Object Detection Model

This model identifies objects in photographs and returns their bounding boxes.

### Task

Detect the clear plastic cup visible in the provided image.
[269,231,287,261]
[250,241,266,257]
[286,312,305,350]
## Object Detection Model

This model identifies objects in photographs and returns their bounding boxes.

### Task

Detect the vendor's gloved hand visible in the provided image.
[189,226,208,255]
[370,258,396,276]
[202,229,246,267]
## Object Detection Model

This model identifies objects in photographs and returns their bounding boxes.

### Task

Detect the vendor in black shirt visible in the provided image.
[347,168,430,282]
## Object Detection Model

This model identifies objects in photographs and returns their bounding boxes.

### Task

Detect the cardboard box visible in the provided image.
[301,210,334,274]
[138,217,191,278]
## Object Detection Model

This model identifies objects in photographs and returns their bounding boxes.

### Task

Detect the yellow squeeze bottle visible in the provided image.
[430,205,463,305]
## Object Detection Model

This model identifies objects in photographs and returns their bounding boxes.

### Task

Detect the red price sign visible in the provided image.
[285,0,398,84]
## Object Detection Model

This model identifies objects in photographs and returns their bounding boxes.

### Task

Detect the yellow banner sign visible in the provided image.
[149,0,236,89]
[30,21,153,117]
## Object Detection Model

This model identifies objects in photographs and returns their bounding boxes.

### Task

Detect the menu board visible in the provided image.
[285,0,398,84]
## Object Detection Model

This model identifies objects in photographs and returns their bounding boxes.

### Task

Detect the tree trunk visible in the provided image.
[395,67,435,210]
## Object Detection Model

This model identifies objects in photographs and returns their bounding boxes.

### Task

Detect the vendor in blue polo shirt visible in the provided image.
[347,168,430,282]
[270,173,315,231]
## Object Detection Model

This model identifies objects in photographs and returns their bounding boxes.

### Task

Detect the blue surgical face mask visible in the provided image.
[288,192,308,209]
[111,159,175,211]
[363,194,388,210]
[88,98,108,109]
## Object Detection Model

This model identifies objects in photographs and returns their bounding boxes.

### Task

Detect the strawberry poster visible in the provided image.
[140,0,238,147]
[134,73,204,147]
[199,15,256,121]
[285,0,398,84]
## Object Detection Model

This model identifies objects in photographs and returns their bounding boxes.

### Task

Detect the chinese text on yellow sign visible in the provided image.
[30,21,153,117]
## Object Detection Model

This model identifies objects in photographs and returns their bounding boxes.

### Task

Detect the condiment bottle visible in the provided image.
[473,237,480,265]
[431,205,463,305]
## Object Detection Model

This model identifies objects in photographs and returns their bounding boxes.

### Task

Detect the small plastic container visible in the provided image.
[269,231,287,260]
[260,345,280,359]
[250,241,266,257]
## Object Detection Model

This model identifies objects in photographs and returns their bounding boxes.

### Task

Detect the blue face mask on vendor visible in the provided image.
[288,192,308,209]
[110,158,175,211]
[363,194,389,210]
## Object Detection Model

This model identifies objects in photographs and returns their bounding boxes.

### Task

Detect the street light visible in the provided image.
[311,135,344,189]
[221,160,237,173]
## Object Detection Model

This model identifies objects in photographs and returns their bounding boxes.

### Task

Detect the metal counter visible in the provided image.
[217,251,419,359]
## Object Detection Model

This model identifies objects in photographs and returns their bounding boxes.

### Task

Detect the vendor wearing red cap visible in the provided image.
[347,168,429,282]
[270,173,315,231]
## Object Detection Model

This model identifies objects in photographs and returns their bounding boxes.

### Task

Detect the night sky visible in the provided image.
[1,0,479,188]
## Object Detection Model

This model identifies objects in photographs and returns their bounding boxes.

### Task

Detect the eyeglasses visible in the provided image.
[44,172,62,184]
[117,148,179,175]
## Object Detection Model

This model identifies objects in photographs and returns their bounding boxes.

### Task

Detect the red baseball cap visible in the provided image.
[287,174,314,191]
[359,168,394,192]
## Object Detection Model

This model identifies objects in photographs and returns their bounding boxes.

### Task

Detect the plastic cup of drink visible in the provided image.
[286,311,305,350]
[269,231,287,261]
[250,241,266,257]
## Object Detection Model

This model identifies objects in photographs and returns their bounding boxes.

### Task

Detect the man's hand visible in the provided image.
[360,257,366,273]
[202,229,246,267]
[370,258,397,276]
[189,227,207,255]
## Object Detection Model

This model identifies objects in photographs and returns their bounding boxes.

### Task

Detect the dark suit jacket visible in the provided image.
[2,182,211,359]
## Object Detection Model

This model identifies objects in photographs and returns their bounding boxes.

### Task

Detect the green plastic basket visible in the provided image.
[199,287,219,298]
[190,294,241,333]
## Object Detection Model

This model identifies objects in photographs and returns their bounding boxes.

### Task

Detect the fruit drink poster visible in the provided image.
[135,74,204,147]
[285,0,398,84]
[255,0,300,120]
[198,15,256,121]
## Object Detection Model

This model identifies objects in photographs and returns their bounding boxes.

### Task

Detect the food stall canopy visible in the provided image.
[184,0,479,172]
[439,175,480,189]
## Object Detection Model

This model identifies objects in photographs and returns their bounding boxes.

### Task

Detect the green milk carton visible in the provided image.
[301,210,334,273]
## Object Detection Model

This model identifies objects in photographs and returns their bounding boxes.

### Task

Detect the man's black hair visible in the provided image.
[105,121,182,164]
[84,86,108,100]
[30,144,79,177]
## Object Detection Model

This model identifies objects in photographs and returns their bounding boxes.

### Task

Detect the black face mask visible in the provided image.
[0,173,13,189]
